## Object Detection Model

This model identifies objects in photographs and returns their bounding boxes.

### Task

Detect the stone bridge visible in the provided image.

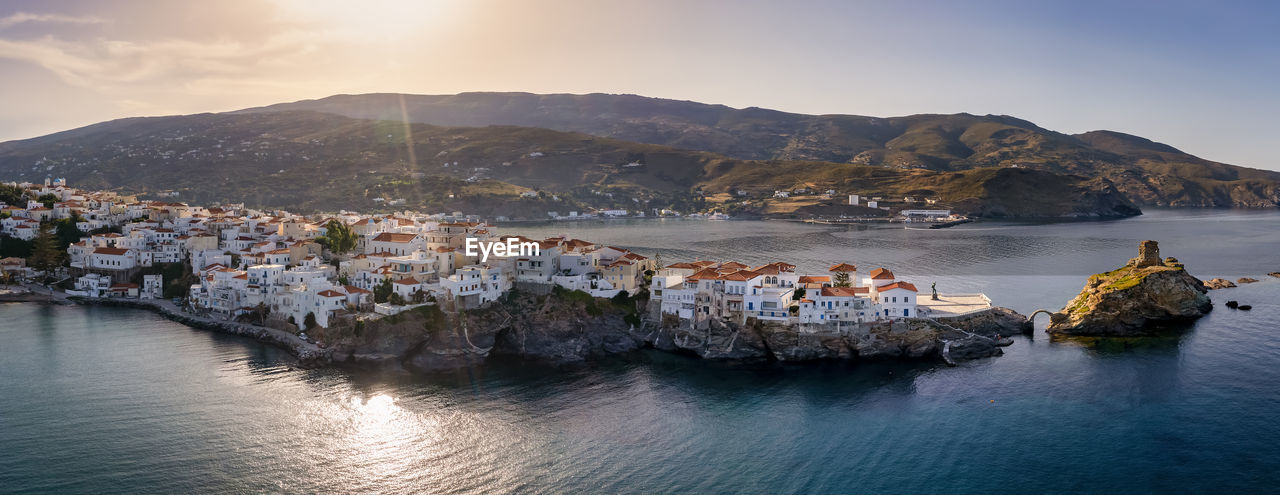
[1028,309,1056,321]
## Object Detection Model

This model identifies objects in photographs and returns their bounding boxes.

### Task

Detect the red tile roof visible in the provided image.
[720,270,758,281]
[687,269,723,281]
[876,281,918,292]
[371,232,420,243]
[869,268,895,280]
[828,263,858,272]
[821,286,868,297]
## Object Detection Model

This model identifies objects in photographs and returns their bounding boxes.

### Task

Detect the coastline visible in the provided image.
[17,290,334,364]
[7,288,1030,374]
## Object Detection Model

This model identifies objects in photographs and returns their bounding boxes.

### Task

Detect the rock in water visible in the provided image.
[1203,278,1238,290]
[1269,272,1280,278]
[1237,278,1259,284]
[1047,240,1212,336]
[1238,305,1253,311]
[1226,301,1239,309]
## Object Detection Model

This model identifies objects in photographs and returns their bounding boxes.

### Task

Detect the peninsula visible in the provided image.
[1,178,1028,369]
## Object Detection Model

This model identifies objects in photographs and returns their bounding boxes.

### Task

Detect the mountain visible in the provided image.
[238,92,1280,208]
[0,110,1137,218]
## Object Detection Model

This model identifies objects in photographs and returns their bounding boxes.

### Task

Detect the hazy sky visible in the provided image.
[1,0,1277,169]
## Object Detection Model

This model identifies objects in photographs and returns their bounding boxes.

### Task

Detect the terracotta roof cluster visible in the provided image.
[752,262,796,274]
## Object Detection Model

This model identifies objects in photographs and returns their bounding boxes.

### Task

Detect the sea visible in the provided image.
[2,209,1279,494]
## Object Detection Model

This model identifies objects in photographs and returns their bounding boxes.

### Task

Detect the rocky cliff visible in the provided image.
[318,289,648,372]
[317,289,1029,371]
[644,307,1028,364]
[1047,241,1212,336]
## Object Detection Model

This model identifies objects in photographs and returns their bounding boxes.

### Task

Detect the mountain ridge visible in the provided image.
[0,92,1276,217]
[0,109,1136,218]
[231,92,1280,208]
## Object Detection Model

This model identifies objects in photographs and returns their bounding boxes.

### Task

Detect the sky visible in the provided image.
[0,0,1277,169]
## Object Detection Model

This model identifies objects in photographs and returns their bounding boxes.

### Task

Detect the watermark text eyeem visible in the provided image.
[465,237,540,262]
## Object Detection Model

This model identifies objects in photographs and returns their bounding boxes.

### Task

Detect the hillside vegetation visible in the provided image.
[0,110,1145,218]
[239,92,1280,208]
[3,92,1277,217]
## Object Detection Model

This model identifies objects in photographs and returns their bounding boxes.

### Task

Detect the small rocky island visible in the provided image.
[1047,240,1212,336]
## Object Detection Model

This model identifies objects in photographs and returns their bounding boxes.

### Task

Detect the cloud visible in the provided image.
[0,29,326,91]
[0,12,107,30]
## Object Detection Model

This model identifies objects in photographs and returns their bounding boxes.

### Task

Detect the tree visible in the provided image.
[52,216,85,249]
[793,287,806,300]
[611,290,630,305]
[28,223,66,279]
[323,220,357,254]
[373,277,393,303]
[833,272,851,287]
[36,193,58,209]
[0,237,32,258]
[303,312,317,330]
[252,302,269,326]
[389,292,406,306]
[0,183,25,206]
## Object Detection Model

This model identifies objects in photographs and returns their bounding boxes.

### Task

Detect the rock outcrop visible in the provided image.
[1237,277,1259,284]
[1203,278,1237,290]
[1047,241,1212,336]
[645,306,1028,364]
[77,284,1027,372]
[318,289,1028,370]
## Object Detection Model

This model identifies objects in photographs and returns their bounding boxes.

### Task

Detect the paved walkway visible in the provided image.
[918,293,992,317]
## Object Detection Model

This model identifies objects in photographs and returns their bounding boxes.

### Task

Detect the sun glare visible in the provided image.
[275,0,456,40]
[353,393,399,424]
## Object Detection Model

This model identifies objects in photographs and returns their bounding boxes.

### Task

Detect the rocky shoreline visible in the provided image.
[20,288,1030,373]
[1047,241,1212,336]
[314,290,1031,373]
[0,286,62,303]
[69,297,331,363]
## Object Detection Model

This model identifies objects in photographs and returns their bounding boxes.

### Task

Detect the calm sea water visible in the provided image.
[3,209,1280,494]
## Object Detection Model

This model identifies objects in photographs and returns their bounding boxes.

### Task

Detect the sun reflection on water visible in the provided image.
[330,392,444,488]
